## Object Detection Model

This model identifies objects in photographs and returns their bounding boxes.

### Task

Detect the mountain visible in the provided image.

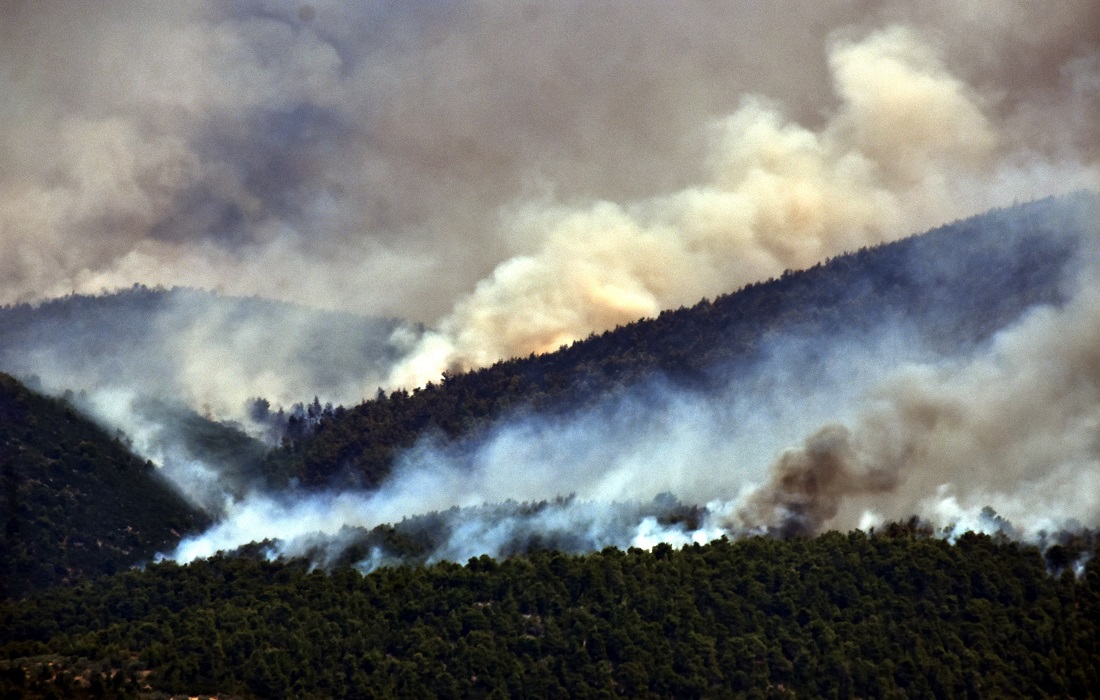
[0,285,415,417]
[1,195,1098,697]
[274,192,1097,488]
[0,373,208,599]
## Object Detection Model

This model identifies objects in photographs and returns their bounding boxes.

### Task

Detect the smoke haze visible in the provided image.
[0,287,410,419]
[168,197,1100,568]
[2,2,1099,568]
[3,1,1098,387]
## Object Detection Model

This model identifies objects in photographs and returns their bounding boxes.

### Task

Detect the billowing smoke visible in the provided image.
[3,1,1098,389]
[167,207,1100,568]
[387,25,1016,384]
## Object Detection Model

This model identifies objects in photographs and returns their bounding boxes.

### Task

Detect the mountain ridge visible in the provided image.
[273,192,1097,489]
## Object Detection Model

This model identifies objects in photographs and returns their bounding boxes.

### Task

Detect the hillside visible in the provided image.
[2,529,1096,698]
[0,374,208,599]
[275,192,1097,488]
[0,285,413,416]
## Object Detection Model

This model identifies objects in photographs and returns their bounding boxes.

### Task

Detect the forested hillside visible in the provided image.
[0,374,208,599]
[2,529,1096,698]
[274,193,1096,488]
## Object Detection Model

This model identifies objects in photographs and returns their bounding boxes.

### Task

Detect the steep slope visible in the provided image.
[275,192,1096,488]
[0,374,208,599]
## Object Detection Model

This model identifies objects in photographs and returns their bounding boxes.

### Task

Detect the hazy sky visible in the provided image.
[2,0,1097,381]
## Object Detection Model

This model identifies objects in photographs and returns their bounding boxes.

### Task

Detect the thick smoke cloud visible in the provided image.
[388,25,1013,383]
[3,1,1097,387]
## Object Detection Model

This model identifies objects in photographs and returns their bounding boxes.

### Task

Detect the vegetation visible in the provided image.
[1,529,1096,698]
[0,374,208,599]
[275,193,1096,488]
[1,195,1098,696]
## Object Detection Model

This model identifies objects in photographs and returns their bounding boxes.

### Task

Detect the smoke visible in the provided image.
[3,1,1098,568]
[387,21,1096,384]
[737,271,1100,537]
[0,287,413,509]
[0,287,410,421]
[2,1,1097,387]
[165,195,1100,567]
[167,323,910,562]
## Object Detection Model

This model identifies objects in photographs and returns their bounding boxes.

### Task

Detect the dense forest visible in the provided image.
[0,374,208,600]
[272,193,1096,489]
[2,529,1097,698]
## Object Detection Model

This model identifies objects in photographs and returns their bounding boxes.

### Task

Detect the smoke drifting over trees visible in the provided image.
[2,2,1099,572]
[164,195,1100,570]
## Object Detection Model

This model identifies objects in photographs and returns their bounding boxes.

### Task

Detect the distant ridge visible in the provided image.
[0,285,414,416]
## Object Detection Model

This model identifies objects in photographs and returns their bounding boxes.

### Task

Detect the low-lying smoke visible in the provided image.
[166,198,1100,568]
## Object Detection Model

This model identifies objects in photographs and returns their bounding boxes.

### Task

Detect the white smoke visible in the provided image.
[166,199,1100,567]
[387,25,1098,386]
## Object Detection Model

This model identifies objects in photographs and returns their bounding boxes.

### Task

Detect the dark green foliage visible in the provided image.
[0,374,209,599]
[276,193,1096,487]
[123,397,280,493]
[1,532,1097,698]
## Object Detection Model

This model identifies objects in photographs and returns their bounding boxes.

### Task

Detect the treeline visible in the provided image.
[274,193,1095,488]
[1,528,1097,698]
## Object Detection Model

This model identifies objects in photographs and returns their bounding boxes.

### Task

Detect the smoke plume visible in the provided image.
[2,1,1097,389]
[165,194,1100,566]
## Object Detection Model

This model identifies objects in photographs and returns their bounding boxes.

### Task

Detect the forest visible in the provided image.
[2,528,1097,698]
[0,373,208,599]
[271,194,1092,489]
[2,194,1100,697]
